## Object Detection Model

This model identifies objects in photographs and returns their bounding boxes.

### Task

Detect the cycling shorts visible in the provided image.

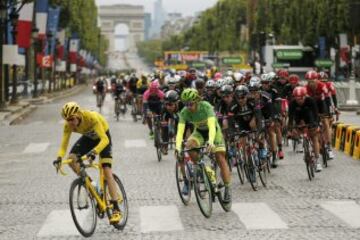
[188,128,226,153]
[70,131,112,168]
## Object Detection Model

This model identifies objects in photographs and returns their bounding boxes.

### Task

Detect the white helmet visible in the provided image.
[234,72,244,82]
[205,79,216,89]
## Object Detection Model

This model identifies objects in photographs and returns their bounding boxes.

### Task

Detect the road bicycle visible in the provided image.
[177,146,231,218]
[114,92,127,121]
[54,155,128,237]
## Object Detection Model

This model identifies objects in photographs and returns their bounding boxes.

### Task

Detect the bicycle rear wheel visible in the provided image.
[69,178,97,237]
[235,149,245,185]
[245,153,258,191]
[115,100,120,121]
[104,174,129,230]
[193,165,213,218]
[175,161,192,205]
[258,157,268,188]
[214,164,231,212]
[154,128,162,162]
[303,139,313,181]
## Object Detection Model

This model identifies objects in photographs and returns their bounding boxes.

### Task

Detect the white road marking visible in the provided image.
[37,210,85,237]
[23,143,50,154]
[140,205,183,233]
[232,202,288,229]
[124,139,147,148]
[321,201,360,228]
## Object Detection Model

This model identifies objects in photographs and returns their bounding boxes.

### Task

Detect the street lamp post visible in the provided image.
[0,2,7,108]
[32,27,39,98]
[9,7,19,104]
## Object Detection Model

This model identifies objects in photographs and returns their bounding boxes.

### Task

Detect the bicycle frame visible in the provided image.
[58,157,117,214]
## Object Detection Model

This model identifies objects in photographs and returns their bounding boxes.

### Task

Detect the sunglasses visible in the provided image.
[262,82,270,85]
[222,95,232,98]
[184,101,195,107]
[66,117,76,122]
[165,102,175,106]
[237,95,246,99]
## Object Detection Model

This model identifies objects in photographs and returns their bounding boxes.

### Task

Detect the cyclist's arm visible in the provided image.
[332,95,338,108]
[57,126,72,158]
[93,122,110,154]
[175,122,185,151]
[207,116,217,145]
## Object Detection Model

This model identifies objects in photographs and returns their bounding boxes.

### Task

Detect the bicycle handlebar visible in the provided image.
[55,155,100,176]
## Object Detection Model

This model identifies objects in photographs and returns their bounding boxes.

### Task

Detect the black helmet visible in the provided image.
[220,84,233,97]
[235,85,249,98]
[164,90,179,103]
[195,79,205,89]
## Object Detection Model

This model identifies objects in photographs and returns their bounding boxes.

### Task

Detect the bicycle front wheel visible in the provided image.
[193,165,213,218]
[258,156,268,188]
[104,174,129,230]
[154,128,162,162]
[69,178,97,237]
[245,154,258,191]
[175,161,192,205]
[235,149,245,185]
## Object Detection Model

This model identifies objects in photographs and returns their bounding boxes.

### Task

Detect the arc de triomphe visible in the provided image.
[98,4,145,52]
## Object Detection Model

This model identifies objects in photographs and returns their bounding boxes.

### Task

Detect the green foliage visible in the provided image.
[49,0,108,65]
[137,40,163,65]
[161,0,351,53]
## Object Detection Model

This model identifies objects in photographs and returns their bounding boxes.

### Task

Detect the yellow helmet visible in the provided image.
[61,101,81,119]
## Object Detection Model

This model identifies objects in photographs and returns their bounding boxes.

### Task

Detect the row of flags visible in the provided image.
[3,0,99,72]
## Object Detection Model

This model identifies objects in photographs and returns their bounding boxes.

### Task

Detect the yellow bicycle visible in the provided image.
[55,155,128,237]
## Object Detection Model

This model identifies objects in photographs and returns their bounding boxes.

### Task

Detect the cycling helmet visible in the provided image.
[267,72,277,81]
[195,79,205,89]
[260,73,269,82]
[277,69,289,78]
[216,78,225,89]
[214,72,222,80]
[205,79,216,89]
[249,76,262,91]
[224,76,234,86]
[288,74,300,85]
[150,80,159,90]
[249,76,261,86]
[167,76,178,85]
[181,88,200,102]
[220,85,233,96]
[234,72,244,82]
[235,85,249,97]
[61,102,81,119]
[226,70,234,77]
[164,90,179,103]
[305,70,319,80]
[174,75,181,82]
[318,71,329,81]
[293,86,307,98]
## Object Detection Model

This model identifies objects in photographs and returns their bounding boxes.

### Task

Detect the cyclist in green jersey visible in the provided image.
[175,88,231,203]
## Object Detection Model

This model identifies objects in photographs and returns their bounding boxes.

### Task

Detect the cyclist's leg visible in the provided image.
[213,128,231,185]
[99,133,121,222]
[69,136,97,175]
[185,130,203,162]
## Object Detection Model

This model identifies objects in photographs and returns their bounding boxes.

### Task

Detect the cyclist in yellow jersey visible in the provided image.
[53,102,122,224]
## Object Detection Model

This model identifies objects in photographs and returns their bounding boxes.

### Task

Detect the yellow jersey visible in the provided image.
[57,110,110,158]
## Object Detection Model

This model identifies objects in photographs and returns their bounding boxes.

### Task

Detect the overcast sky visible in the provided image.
[96,0,217,17]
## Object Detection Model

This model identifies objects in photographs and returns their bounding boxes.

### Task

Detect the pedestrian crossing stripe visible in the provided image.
[37,201,360,237]
[124,139,147,148]
[232,202,288,229]
[23,142,50,154]
[320,201,360,228]
[140,205,183,233]
[37,210,81,237]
